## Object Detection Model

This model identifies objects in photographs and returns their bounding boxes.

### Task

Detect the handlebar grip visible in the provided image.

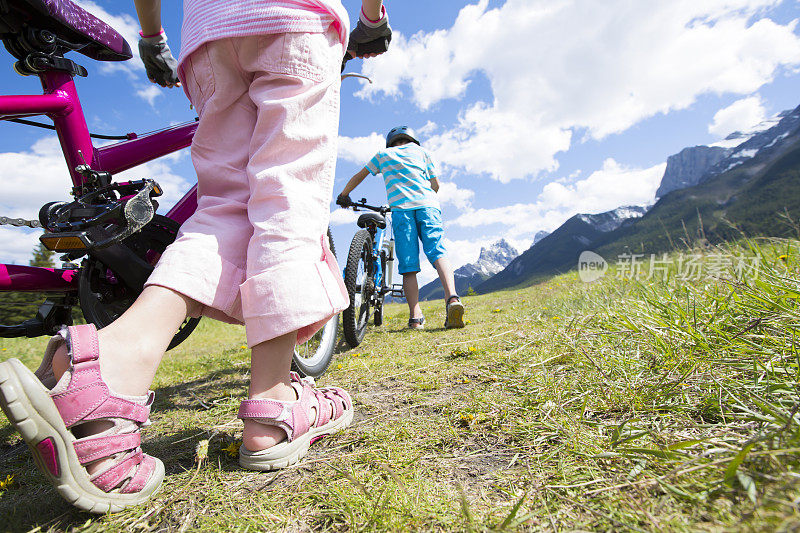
[341,37,390,71]
[354,37,389,56]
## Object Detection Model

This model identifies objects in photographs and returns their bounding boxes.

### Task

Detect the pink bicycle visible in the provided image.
[0,0,377,377]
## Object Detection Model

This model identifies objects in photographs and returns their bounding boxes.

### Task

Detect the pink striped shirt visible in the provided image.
[179,0,350,68]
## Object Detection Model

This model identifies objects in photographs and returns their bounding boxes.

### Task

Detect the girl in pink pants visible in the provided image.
[0,0,391,514]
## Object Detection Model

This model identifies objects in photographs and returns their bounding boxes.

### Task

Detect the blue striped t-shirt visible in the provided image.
[365,144,440,211]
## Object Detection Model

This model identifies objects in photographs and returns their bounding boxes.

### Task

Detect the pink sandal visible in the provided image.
[237,372,354,471]
[0,324,164,513]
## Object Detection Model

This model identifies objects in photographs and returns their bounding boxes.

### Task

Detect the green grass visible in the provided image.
[2,238,800,530]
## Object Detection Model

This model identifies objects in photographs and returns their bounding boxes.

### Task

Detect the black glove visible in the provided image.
[347,7,392,57]
[336,194,352,207]
[139,33,180,87]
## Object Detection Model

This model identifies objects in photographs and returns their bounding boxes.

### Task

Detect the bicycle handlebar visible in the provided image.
[349,199,391,215]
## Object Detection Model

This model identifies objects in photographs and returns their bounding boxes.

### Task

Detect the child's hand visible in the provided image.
[347,7,392,59]
[336,194,353,207]
[139,32,180,88]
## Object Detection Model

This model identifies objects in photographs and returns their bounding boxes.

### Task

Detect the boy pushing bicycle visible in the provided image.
[337,126,465,329]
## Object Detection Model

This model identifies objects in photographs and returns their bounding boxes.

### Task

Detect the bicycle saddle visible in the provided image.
[1,0,131,61]
[357,212,386,230]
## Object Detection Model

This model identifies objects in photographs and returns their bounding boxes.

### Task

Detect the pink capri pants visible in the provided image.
[145,30,349,347]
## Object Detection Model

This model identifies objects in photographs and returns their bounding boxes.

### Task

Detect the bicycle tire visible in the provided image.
[291,228,339,377]
[342,230,373,348]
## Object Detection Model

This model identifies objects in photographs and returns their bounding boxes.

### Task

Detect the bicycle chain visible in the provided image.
[0,215,42,229]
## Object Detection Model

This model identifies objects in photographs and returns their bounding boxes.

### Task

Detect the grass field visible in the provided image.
[1,238,800,531]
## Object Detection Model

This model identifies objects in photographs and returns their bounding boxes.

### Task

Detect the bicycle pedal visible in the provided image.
[39,230,93,252]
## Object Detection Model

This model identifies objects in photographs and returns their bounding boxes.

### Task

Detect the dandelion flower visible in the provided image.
[223,441,241,457]
[195,439,209,463]
[337,363,343,369]
[240,345,247,350]
[468,346,476,352]
[779,254,789,262]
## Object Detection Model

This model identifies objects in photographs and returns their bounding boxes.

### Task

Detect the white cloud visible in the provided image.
[708,96,768,137]
[436,181,474,209]
[450,159,666,238]
[356,0,800,181]
[329,208,360,226]
[136,85,163,106]
[337,133,384,165]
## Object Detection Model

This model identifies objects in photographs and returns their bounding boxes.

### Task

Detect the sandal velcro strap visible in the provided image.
[85,397,151,425]
[73,433,142,465]
[238,380,353,444]
[121,454,158,494]
[66,324,100,364]
[91,449,145,492]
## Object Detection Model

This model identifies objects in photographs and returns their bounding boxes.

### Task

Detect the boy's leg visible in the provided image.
[417,208,466,328]
[393,210,424,325]
[433,257,457,300]
[403,272,424,323]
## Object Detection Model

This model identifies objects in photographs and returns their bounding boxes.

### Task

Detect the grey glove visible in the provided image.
[347,7,392,56]
[138,32,180,87]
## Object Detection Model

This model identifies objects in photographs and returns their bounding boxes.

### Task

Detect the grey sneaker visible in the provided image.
[445,296,465,329]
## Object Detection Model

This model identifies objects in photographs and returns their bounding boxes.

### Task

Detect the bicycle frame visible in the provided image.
[370,217,394,294]
[0,69,198,295]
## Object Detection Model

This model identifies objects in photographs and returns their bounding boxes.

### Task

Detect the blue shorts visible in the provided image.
[392,207,447,274]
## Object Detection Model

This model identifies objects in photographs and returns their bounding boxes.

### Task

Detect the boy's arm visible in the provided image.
[336,167,371,205]
[429,176,440,193]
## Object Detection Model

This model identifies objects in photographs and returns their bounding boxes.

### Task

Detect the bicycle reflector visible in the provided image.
[39,232,91,252]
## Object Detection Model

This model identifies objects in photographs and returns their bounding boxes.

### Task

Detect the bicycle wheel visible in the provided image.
[78,215,200,350]
[342,230,373,347]
[291,228,339,377]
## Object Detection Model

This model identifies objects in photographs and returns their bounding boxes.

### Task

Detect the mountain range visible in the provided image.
[471,102,800,293]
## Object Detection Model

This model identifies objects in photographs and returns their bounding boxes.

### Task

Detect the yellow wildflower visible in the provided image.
[0,474,14,490]
[240,345,247,350]
[223,441,241,457]
[337,363,343,369]
[465,320,472,325]
[779,254,789,262]
[468,346,476,352]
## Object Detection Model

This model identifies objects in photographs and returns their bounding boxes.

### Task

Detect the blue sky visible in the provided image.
[2,0,799,286]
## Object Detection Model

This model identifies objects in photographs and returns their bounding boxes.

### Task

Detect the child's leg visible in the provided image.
[403,272,423,320]
[232,32,351,463]
[242,331,297,451]
[51,285,198,396]
[433,257,457,299]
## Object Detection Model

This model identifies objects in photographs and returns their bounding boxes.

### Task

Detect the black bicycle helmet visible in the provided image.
[386,126,420,148]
